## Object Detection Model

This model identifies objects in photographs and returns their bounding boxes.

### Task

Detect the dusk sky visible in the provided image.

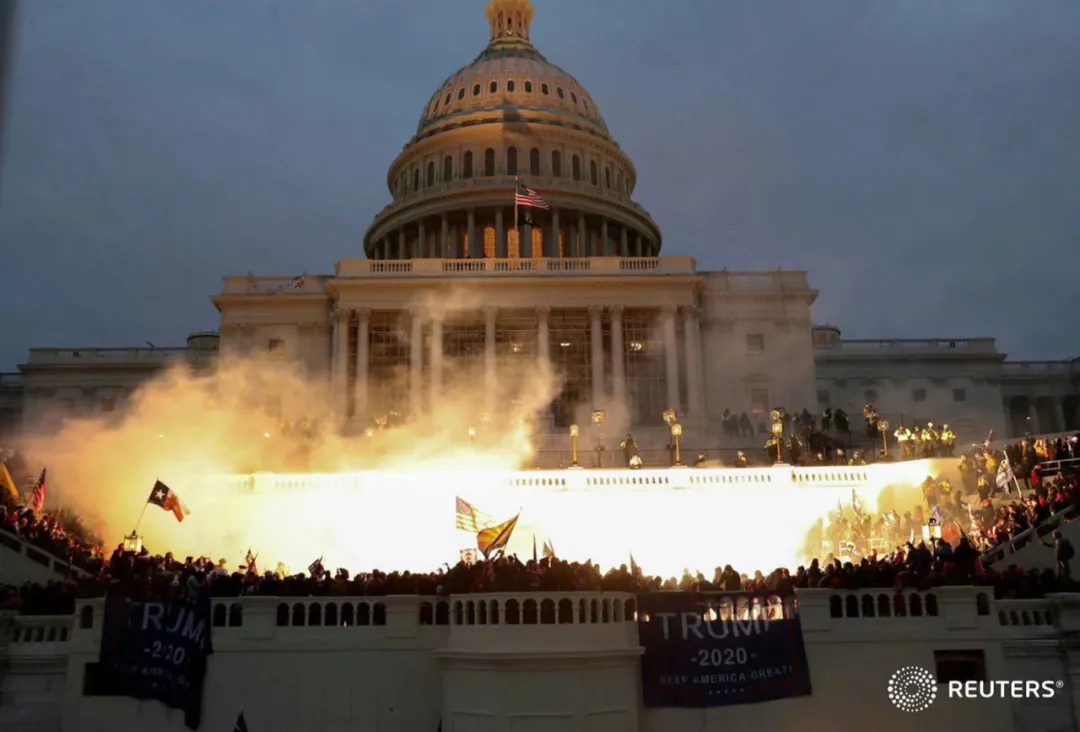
[1,0,1078,371]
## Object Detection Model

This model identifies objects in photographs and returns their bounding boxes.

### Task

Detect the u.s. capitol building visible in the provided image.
[2,0,1077,449]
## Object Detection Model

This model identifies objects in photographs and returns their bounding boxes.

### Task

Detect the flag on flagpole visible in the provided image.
[245,547,258,573]
[542,539,555,560]
[532,534,538,563]
[850,488,863,519]
[996,457,1015,492]
[477,513,519,559]
[308,555,324,578]
[147,480,189,522]
[456,496,494,533]
[28,468,46,513]
[514,182,550,210]
[234,710,249,732]
[289,275,305,289]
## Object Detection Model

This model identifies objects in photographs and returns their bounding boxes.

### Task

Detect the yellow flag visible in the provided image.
[0,463,18,501]
[476,513,519,559]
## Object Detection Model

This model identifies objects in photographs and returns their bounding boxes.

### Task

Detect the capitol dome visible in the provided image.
[363,0,661,262]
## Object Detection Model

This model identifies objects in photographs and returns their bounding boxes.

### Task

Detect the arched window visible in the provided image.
[463,151,473,179]
[556,87,565,99]
[426,161,435,187]
[413,168,420,192]
[457,87,465,100]
[571,91,577,104]
[484,148,495,177]
[589,160,598,185]
[443,92,450,106]
[541,83,550,95]
[551,151,562,177]
[524,80,533,93]
[443,155,453,182]
[572,155,581,181]
[490,80,498,94]
[507,80,515,93]
[531,227,543,258]
[473,84,481,96]
[530,148,541,175]
[484,226,496,258]
[506,147,517,176]
[605,166,611,189]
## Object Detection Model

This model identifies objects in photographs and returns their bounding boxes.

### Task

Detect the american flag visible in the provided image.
[515,182,550,210]
[29,468,46,513]
[308,555,324,578]
[456,496,493,533]
[289,275,304,289]
[245,547,258,573]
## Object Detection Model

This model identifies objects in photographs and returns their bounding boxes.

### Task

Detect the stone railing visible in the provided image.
[25,348,217,366]
[814,338,999,355]
[1003,361,1076,376]
[705,270,810,291]
[0,372,23,388]
[0,529,91,578]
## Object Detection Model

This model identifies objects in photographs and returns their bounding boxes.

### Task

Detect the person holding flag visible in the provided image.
[244,548,258,574]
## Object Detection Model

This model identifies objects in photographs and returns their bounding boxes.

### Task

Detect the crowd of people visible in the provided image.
[1,432,1078,618]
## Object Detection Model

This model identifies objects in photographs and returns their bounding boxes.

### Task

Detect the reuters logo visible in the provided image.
[887,666,937,712]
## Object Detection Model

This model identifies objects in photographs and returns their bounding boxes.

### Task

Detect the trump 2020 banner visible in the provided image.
[637,590,811,707]
[97,593,214,730]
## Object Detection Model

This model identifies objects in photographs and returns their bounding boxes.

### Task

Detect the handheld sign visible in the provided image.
[637,591,811,707]
[97,593,214,730]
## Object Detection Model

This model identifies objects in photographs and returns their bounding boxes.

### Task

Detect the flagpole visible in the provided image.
[132,483,153,534]
[513,176,519,251]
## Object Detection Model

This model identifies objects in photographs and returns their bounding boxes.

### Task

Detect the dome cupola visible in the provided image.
[486,0,534,43]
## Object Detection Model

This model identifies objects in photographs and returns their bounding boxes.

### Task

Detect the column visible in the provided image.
[634,233,642,257]
[600,218,609,256]
[610,305,626,407]
[353,308,371,423]
[430,318,444,406]
[409,312,423,416]
[332,307,351,419]
[449,225,458,258]
[523,221,532,258]
[495,209,507,258]
[417,220,426,259]
[441,214,449,258]
[547,208,559,258]
[484,307,497,415]
[467,208,479,258]
[589,305,605,408]
[619,227,628,258]
[536,306,550,366]
[578,216,587,257]
[381,237,389,260]
[397,230,406,260]
[683,306,705,418]
[661,305,680,411]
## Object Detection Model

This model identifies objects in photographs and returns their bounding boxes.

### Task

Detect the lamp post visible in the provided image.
[468,426,476,445]
[591,410,606,467]
[671,422,684,467]
[123,532,142,553]
[877,419,890,458]
[569,424,580,468]
[771,421,783,463]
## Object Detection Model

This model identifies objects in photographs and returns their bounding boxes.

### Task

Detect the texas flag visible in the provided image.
[147,480,190,522]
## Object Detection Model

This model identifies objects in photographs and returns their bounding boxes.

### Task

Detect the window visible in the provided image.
[934,650,986,684]
[953,388,967,403]
[443,92,450,106]
[865,390,878,403]
[571,91,577,104]
[101,397,116,412]
[426,161,435,187]
[473,84,480,96]
[746,334,764,352]
[589,160,598,185]
[484,148,495,177]
[443,155,453,182]
[506,146,517,176]
[268,339,285,357]
[749,388,770,416]
[605,166,611,189]
[583,98,589,110]
[489,80,497,93]
[541,83,549,95]
[551,150,562,177]
[913,388,927,403]
[571,155,581,181]
[556,86,565,99]
[412,168,419,192]
[457,87,465,100]
[817,390,830,405]
[529,147,540,175]
[524,80,533,93]
[463,151,473,179]
[507,80,515,92]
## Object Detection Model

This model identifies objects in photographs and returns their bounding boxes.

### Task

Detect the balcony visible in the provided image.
[814,338,999,357]
[1002,361,1076,378]
[24,348,218,367]
[0,373,22,388]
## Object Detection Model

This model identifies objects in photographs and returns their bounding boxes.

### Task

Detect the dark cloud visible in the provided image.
[1,0,1078,368]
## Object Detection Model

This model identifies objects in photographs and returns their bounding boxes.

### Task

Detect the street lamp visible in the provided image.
[877,419,890,457]
[123,532,142,553]
[671,422,684,466]
[569,423,581,468]
[468,426,476,444]
[770,421,784,463]
[591,410,606,467]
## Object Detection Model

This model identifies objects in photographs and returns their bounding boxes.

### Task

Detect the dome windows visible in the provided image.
[529,148,540,176]
[427,161,435,188]
[413,168,420,192]
[605,166,611,189]
[571,155,581,181]
[490,80,498,93]
[506,147,518,176]
[551,150,562,177]
[458,88,465,100]
[524,80,533,93]
[463,151,474,179]
[507,80,515,93]
[541,83,549,95]
[444,92,451,106]
[570,92,577,104]
[589,160,598,186]
[556,87,565,99]
[473,84,481,96]
[443,155,453,182]
[484,148,495,177]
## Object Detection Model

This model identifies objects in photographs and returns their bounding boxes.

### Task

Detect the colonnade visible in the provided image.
[368,207,657,260]
[330,305,705,426]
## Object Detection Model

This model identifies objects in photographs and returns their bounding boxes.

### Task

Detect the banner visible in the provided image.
[97,594,214,730]
[637,591,811,707]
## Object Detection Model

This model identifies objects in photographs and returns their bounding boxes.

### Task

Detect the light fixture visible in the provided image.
[569,423,580,468]
[123,532,142,553]
[629,341,644,352]
[559,341,571,348]
[671,422,684,466]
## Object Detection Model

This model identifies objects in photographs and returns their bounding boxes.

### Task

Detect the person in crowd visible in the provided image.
[1040,530,1075,582]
